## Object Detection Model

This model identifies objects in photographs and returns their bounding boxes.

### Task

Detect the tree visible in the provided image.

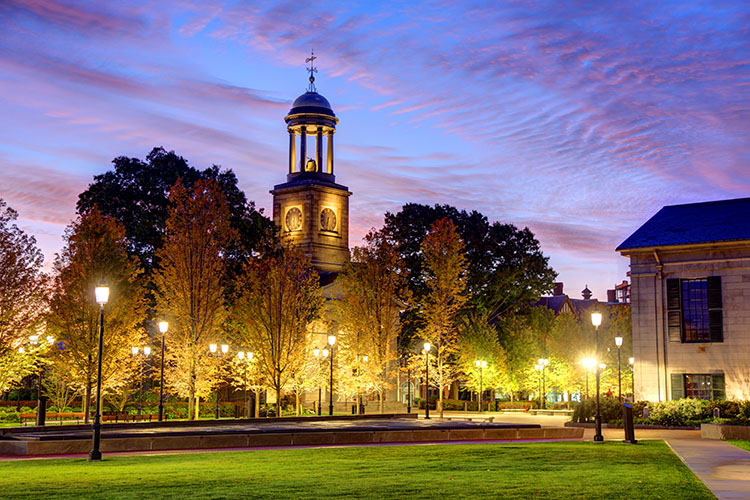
[0,199,47,393]
[46,208,147,421]
[154,180,237,420]
[456,310,508,406]
[419,218,468,416]
[336,230,410,413]
[77,147,274,273]
[233,244,324,417]
[226,352,266,418]
[382,204,556,317]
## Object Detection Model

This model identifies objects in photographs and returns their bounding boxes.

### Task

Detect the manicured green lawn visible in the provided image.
[0,441,713,500]
[729,440,750,453]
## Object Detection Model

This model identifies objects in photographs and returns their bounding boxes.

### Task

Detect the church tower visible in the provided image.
[271,55,351,274]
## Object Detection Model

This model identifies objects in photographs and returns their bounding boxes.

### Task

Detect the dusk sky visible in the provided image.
[1,0,747,300]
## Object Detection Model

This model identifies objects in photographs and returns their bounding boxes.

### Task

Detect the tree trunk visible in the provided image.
[295,392,300,416]
[194,396,200,420]
[255,389,260,418]
[439,389,444,418]
[276,387,281,418]
[188,360,196,420]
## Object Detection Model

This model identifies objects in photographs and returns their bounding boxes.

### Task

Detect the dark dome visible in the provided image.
[288,91,336,117]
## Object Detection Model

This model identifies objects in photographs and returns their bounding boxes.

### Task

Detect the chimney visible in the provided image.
[607,289,616,302]
[553,282,564,296]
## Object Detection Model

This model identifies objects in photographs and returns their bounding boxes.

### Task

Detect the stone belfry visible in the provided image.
[271,53,351,274]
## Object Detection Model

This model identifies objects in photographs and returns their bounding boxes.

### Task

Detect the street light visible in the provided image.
[475,360,486,412]
[237,351,255,417]
[591,311,603,443]
[582,357,595,400]
[615,335,623,402]
[534,363,543,408]
[423,342,431,420]
[313,347,328,415]
[538,358,549,409]
[157,321,168,421]
[629,357,635,400]
[208,343,228,419]
[89,281,109,461]
[328,335,336,416]
[131,346,151,416]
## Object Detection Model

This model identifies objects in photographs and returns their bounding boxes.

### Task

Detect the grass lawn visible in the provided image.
[729,440,750,453]
[0,441,714,500]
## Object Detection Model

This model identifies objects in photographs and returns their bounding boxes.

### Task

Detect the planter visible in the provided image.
[701,423,750,440]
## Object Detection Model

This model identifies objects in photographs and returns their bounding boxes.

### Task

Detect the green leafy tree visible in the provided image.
[336,230,410,413]
[0,199,47,393]
[233,244,324,417]
[46,208,147,421]
[77,147,274,273]
[419,218,468,416]
[154,180,237,420]
[456,310,508,405]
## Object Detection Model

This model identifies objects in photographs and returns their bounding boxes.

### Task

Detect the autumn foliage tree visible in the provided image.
[47,208,146,421]
[418,218,468,416]
[233,244,323,416]
[0,199,47,393]
[154,180,237,420]
[336,230,410,413]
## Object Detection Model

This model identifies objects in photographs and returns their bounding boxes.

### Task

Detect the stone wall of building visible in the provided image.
[627,243,750,401]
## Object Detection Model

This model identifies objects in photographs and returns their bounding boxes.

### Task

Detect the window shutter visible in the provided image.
[711,374,726,401]
[667,311,682,342]
[707,277,722,309]
[666,279,681,310]
[709,311,723,342]
[666,279,682,342]
[670,373,685,400]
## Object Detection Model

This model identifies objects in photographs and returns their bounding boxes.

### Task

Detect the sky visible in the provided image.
[0,0,748,300]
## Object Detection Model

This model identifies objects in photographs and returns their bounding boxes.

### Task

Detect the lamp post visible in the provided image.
[538,358,549,409]
[209,343,228,419]
[29,334,55,426]
[407,361,412,414]
[534,363,543,408]
[237,351,255,417]
[131,346,151,417]
[313,347,328,416]
[591,311,604,443]
[582,358,595,401]
[475,360,486,412]
[89,282,109,461]
[629,357,635,400]
[423,342,431,420]
[356,355,368,415]
[615,335,623,402]
[157,321,168,421]
[328,335,336,416]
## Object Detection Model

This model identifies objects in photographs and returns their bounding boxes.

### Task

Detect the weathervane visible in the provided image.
[306,49,317,92]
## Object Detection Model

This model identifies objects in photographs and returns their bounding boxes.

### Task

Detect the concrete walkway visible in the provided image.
[667,439,750,500]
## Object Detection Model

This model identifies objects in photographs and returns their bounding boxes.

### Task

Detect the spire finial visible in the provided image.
[305,49,318,92]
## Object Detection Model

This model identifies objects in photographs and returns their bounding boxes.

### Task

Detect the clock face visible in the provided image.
[320,208,337,232]
[285,207,302,232]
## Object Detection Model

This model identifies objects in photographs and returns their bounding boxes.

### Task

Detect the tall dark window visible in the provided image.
[666,277,722,343]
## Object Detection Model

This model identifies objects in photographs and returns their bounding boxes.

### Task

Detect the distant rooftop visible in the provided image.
[617,197,750,252]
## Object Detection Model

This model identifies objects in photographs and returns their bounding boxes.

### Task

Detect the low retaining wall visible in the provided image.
[701,423,750,440]
[0,426,584,456]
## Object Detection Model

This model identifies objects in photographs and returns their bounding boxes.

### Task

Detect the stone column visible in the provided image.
[316,127,323,172]
[327,130,334,175]
[300,127,307,171]
[288,129,296,174]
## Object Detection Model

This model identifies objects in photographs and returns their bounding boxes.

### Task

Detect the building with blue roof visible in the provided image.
[617,197,750,402]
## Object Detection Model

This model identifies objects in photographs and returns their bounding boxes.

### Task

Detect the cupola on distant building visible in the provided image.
[270,55,351,275]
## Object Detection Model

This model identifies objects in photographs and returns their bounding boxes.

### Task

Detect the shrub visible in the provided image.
[571,397,623,423]
[646,399,707,427]
[0,408,20,423]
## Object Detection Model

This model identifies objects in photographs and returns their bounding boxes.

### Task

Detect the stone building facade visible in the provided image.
[617,198,750,401]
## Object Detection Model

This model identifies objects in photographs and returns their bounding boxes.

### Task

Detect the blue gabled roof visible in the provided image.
[617,197,750,251]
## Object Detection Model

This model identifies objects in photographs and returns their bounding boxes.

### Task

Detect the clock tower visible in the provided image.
[271,61,351,274]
